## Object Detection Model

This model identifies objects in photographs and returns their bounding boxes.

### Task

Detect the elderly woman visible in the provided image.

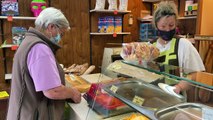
[7,7,81,120]
[152,1,205,93]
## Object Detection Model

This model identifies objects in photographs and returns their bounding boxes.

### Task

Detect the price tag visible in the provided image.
[7,16,13,22]
[110,85,118,93]
[0,91,9,99]
[113,10,118,15]
[11,45,18,50]
[113,33,117,37]
[203,107,213,120]
[132,96,145,106]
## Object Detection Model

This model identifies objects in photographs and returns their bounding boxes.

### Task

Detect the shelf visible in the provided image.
[90,9,131,14]
[178,16,197,20]
[90,32,131,35]
[142,0,160,3]
[194,35,213,41]
[0,16,36,20]
[138,18,152,22]
[5,73,12,80]
[138,16,197,22]
[1,44,18,48]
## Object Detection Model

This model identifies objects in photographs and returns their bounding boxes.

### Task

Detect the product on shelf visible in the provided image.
[30,0,47,17]
[119,0,128,11]
[108,0,117,10]
[95,0,106,10]
[98,17,106,33]
[114,16,122,32]
[1,0,19,16]
[105,16,115,33]
[98,16,123,33]
[12,27,27,45]
[139,23,158,42]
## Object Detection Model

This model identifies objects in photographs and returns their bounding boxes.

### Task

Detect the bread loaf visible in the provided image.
[74,84,91,93]
[83,65,96,75]
[65,74,89,86]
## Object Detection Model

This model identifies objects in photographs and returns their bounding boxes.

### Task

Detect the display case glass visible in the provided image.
[84,60,213,120]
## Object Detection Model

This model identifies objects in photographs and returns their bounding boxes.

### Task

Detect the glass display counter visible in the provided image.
[84,60,213,120]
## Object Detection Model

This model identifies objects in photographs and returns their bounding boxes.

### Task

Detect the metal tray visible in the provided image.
[155,103,211,120]
[103,81,185,120]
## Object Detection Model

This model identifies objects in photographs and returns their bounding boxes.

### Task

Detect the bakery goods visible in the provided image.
[121,42,160,62]
[123,113,150,120]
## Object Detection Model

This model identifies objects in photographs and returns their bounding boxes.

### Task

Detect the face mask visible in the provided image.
[50,29,61,43]
[158,29,176,41]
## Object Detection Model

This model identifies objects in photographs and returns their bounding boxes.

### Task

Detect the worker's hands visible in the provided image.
[173,81,191,94]
[70,87,81,103]
[174,84,181,94]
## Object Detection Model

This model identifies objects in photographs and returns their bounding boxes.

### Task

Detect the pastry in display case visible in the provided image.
[84,60,213,120]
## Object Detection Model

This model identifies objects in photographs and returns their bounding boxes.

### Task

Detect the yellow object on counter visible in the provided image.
[123,113,150,120]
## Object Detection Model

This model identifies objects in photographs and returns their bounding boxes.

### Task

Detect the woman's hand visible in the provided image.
[70,87,81,103]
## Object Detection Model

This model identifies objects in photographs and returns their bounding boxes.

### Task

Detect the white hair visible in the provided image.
[35,7,70,30]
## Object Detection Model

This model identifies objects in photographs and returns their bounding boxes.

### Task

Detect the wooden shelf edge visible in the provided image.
[0,16,36,20]
[90,9,131,14]
[138,16,197,22]
[90,32,131,35]
[194,35,213,41]
[137,18,152,22]
[142,0,160,3]
[178,16,197,20]
[1,44,18,48]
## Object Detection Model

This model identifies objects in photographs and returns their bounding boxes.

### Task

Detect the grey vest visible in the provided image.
[7,27,66,120]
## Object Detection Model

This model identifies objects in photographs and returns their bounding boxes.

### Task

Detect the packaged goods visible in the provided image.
[105,16,115,33]
[95,0,106,10]
[120,42,160,62]
[12,27,27,45]
[98,17,106,33]
[119,0,128,11]
[108,0,117,10]
[1,0,19,16]
[114,16,122,33]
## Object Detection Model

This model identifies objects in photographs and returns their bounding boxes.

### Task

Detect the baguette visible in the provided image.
[65,74,88,86]
[83,65,95,75]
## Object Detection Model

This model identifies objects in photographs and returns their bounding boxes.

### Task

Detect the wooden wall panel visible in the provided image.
[0,21,4,83]
[51,0,90,67]
[199,0,213,35]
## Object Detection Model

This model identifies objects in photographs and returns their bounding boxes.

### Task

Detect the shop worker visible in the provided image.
[152,1,205,93]
[7,7,81,120]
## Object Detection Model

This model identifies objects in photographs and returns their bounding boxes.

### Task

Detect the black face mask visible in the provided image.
[158,29,176,41]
